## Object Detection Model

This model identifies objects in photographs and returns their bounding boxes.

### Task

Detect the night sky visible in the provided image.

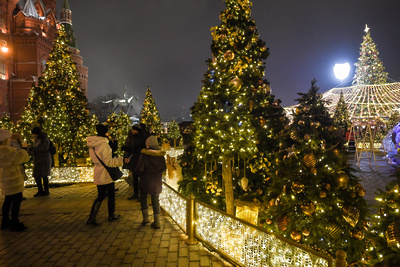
[56,0,400,121]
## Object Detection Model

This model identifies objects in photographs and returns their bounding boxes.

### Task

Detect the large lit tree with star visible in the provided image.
[353,25,388,85]
[181,0,287,215]
[260,79,369,264]
[17,25,93,164]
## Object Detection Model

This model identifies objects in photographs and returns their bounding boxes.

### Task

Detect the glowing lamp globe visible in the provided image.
[334,63,350,81]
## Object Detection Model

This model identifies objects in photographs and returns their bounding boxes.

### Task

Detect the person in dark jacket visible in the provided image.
[122,124,148,200]
[135,135,166,229]
[29,127,52,197]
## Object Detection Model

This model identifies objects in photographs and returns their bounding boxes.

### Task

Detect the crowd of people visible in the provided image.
[0,123,166,232]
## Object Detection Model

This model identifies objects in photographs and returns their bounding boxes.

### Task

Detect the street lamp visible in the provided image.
[1,40,8,53]
[333,63,350,82]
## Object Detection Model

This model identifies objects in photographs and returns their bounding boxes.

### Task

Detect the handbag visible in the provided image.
[93,149,123,181]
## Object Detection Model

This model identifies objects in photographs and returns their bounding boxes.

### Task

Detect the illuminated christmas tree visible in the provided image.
[140,86,163,137]
[183,0,279,215]
[0,114,14,131]
[353,25,388,85]
[167,119,182,149]
[366,175,400,266]
[332,92,351,131]
[261,80,369,264]
[104,111,131,156]
[17,25,92,163]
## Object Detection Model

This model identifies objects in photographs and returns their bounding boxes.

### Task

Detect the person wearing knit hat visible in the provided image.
[0,129,29,231]
[86,125,130,226]
[134,135,166,229]
[29,127,52,197]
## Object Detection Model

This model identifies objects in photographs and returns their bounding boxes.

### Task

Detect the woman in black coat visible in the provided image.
[30,127,52,197]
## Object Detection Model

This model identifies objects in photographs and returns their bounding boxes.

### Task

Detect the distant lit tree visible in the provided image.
[167,119,182,149]
[333,92,351,131]
[140,86,163,137]
[353,25,388,85]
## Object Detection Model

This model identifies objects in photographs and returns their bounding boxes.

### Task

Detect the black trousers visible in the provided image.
[95,182,115,217]
[2,192,23,224]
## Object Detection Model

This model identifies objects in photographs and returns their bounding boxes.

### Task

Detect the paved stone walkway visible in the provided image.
[0,182,230,267]
[0,150,397,267]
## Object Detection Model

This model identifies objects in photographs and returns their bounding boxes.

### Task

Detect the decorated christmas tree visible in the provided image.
[260,79,369,264]
[366,173,400,265]
[104,111,131,156]
[167,119,182,149]
[17,25,92,164]
[140,86,163,138]
[353,25,388,85]
[181,0,280,215]
[0,114,14,131]
[332,92,351,132]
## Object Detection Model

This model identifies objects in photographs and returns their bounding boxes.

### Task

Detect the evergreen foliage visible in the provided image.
[333,92,351,131]
[140,86,163,137]
[16,25,92,164]
[167,119,182,148]
[353,27,388,85]
[260,79,369,264]
[366,172,400,265]
[104,111,131,156]
[0,114,14,131]
[179,0,287,214]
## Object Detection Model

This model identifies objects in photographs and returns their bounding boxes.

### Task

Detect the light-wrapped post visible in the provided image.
[335,250,346,267]
[185,194,198,245]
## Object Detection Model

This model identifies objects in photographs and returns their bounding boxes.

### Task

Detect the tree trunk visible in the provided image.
[222,154,234,215]
[174,139,176,149]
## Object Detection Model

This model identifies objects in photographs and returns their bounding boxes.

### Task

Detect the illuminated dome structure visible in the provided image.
[322,82,400,120]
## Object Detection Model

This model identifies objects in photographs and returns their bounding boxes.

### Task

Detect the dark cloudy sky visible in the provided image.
[56,0,400,121]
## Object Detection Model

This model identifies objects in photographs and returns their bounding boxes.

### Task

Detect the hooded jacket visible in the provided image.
[135,148,166,195]
[87,136,123,185]
[30,133,52,177]
[0,145,29,196]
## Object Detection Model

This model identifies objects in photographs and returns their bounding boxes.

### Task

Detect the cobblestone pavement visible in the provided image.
[0,151,397,267]
[0,182,230,267]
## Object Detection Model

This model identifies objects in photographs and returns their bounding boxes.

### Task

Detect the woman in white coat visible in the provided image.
[0,129,29,231]
[86,124,129,226]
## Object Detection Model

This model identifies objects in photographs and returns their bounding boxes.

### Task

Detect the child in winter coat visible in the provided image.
[0,129,29,231]
[135,135,166,229]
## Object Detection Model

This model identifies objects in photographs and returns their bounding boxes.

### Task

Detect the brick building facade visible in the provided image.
[0,0,87,121]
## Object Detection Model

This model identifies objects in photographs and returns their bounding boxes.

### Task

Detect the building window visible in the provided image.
[0,10,4,30]
[0,53,5,76]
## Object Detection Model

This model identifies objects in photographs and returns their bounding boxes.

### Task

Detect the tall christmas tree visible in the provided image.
[167,119,182,149]
[366,172,400,265]
[187,0,277,215]
[260,80,369,264]
[333,92,351,131]
[140,86,163,137]
[353,25,388,85]
[17,25,92,164]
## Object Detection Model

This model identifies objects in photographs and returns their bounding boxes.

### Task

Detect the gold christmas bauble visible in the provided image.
[291,181,305,194]
[326,222,342,239]
[266,219,272,224]
[291,231,302,242]
[304,134,311,141]
[337,172,349,189]
[303,153,317,168]
[284,125,290,131]
[301,203,316,216]
[224,50,235,60]
[193,177,197,180]
[328,125,335,131]
[319,191,327,198]
[342,205,360,227]
[261,84,271,94]
[276,215,289,231]
[298,120,305,126]
[350,192,356,198]
[332,148,340,157]
[302,229,310,236]
[290,131,297,140]
[386,222,400,247]
[310,168,317,175]
[230,77,242,89]
[351,229,365,240]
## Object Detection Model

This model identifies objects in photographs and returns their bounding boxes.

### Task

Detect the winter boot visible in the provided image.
[141,209,149,225]
[151,213,161,229]
[9,219,27,232]
[87,200,102,226]
[34,177,43,197]
[42,177,50,196]
[1,217,9,230]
